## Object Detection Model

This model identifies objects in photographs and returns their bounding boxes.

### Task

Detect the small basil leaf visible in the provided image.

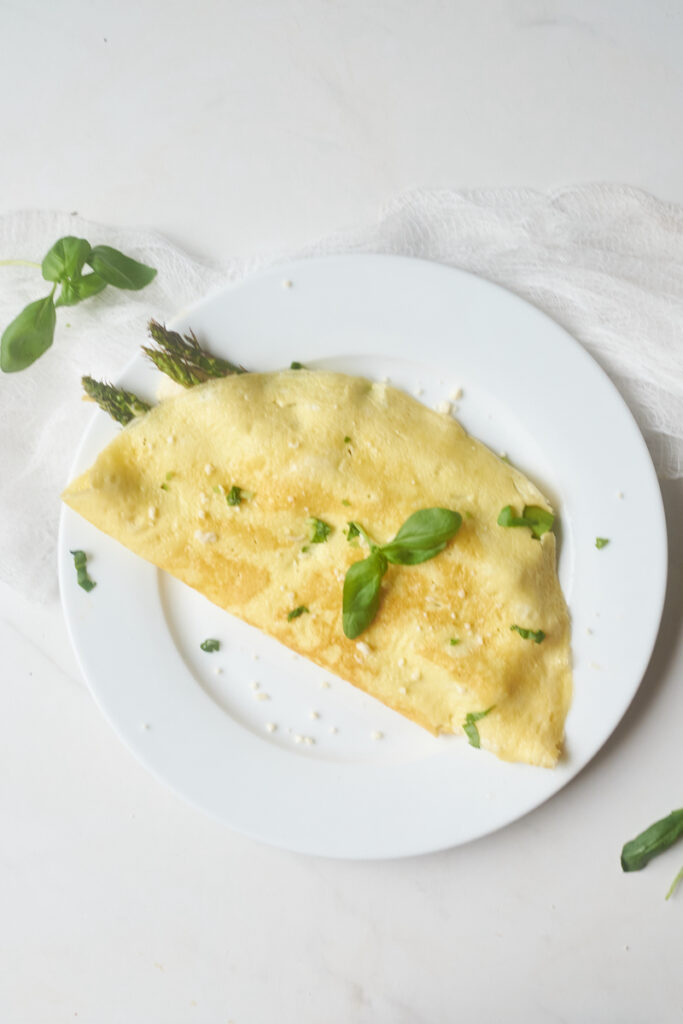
[87,245,157,290]
[1,294,56,372]
[70,549,96,592]
[200,638,220,652]
[462,706,495,748]
[342,549,387,639]
[498,504,554,539]
[56,272,108,307]
[309,517,332,543]
[381,508,462,565]
[621,809,683,872]
[42,236,92,283]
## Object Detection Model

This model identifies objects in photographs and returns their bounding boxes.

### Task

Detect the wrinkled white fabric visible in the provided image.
[1,185,681,602]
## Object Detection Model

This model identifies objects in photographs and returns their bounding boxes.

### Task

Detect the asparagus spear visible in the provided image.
[82,375,152,425]
[143,319,245,386]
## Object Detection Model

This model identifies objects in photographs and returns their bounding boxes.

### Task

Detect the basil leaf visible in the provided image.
[42,236,91,283]
[498,504,554,539]
[463,706,494,748]
[70,549,96,592]
[510,624,545,643]
[86,245,157,290]
[1,294,56,372]
[342,549,387,639]
[56,273,108,307]
[287,605,309,621]
[200,638,220,652]
[381,508,462,565]
[621,809,683,872]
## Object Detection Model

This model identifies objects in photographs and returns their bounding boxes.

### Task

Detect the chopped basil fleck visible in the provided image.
[200,638,220,652]
[596,537,610,549]
[309,517,332,543]
[463,706,494,748]
[450,637,461,646]
[290,361,304,370]
[226,485,242,506]
[288,605,309,621]
[341,499,351,507]
[498,504,554,539]
[511,624,545,643]
[346,521,361,542]
[344,435,352,444]
[70,549,96,592]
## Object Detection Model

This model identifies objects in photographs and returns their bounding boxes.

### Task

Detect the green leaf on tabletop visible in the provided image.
[56,272,107,307]
[309,517,332,543]
[342,549,388,639]
[463,706,494,748]
[70,549,96,592]
[87,245,157,290]
[1,294,56,372]
[621,809,683,873]
[200,638,220,652]
[381,508,462,565]
[42,236,91,283]
[498,504,554,539]
[510,624,545,643]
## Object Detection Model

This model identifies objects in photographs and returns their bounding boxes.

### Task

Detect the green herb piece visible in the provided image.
[301,545,310,553]
[510,624,546,643]
[497,504,555,539]
[462,706,494,748]
[70,549,96,592]
[342,549,388,639]
[596,537,610,549]
[86,245,157,290]
[341,499,351,507]
[160,472,175,491]
[226,485,243,506]
[287,605,309,621]
[0,293,57,372]
[309,517,332,543]
[341,508,462,638]
[200,638,220,652]
[144,320,244,386]
[666,866,683,901]
[165,471,175,481]
[160,483,168,491]
[450,637,461,646]
[82,375,152,425]
[621,809,683,872]
[381,508,462,565]
[290,361,304,370]
[1,235,156,372]
[344,435,352,444]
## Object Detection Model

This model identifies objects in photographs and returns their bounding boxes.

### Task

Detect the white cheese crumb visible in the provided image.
[249,681,260,690]
[397,657,406,667]
[265,722,277,733]
[252,653,259,661]
[371,730,384,741]
[450,386,463,401]
[586,627,593,635]
[167,434,176,444]
[617,491,624,499]
[194,530,217,544]
[288,440,300,449]
[204,463,214,475]
[398,686,407,695]
[355,641,371,657]
[200,492,209,505]
[413,385,424,396]
[435,400,451,415]
[198,510,207,520]
[320,680,331,689]
[283,279,293,289]
[303,736,315,746]
[256,692,270,701]
[457,588,465,599]
[147,505,158,521]
[329,726,338,735]
[214,666,223,675]
[309,710,320,720]
[410,670,421,682]
[293,734,303,744]
[464,622,472,631]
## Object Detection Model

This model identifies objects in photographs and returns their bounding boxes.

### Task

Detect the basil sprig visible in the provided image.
[497,504,554,539]
[1,236,156,372]
[342,508,462,639]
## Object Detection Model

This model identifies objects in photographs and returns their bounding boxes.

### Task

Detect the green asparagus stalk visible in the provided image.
[82,375,152,425]
[143,319,245,386]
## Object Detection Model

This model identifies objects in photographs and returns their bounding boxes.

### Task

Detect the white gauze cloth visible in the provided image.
[1,184,681,603]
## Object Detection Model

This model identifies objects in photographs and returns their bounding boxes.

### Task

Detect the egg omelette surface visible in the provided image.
[62,370,573,766]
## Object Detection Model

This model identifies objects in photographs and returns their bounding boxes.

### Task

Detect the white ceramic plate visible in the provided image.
[59,255,667,859]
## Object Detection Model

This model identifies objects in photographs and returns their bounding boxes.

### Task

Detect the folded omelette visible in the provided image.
[62,370,572,766]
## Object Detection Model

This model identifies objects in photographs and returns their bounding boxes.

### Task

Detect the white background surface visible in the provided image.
[1,1,682,1022]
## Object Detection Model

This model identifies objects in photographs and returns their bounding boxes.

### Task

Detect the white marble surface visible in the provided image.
[2,2,683,1021]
